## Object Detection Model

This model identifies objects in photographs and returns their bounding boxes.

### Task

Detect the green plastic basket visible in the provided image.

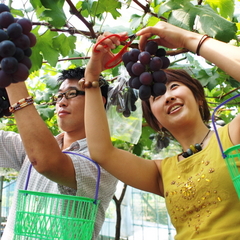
[223,145,240,198]
[212,94,240,199]
[14,152,100,240]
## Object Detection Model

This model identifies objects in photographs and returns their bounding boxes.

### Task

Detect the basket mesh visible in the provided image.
[14,190,99,240]
[224,144,240,199]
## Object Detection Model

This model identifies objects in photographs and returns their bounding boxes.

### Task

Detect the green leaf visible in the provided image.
[130,14,142,30]
[40,0,66,28]
[168,4,237,42]
[30,0,42,8]
[10,8,24,17]
[204,0,235,20]
[36,30,60,67]
[91,0,122,19]
[36,105,55,120]
[30,45,44,72]
[159,0,193,16]
[46,76,59,90]
[52,34,76,57]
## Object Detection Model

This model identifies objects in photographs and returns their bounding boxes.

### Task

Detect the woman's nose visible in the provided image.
[165,94,176,104]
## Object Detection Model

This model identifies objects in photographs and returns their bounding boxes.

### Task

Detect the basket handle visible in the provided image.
[24,152,101,204]
[211,93,240,159]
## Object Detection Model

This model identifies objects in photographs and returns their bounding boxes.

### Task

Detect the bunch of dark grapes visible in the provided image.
[0,3,36,88]
[0,88,11,117]
[109,86,138,118]
[122,41,170,101]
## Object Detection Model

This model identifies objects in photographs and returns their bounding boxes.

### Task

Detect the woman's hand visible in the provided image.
[137,21,195,51]
[85,32,128,80]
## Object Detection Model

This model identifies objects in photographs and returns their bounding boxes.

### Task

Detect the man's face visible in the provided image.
[56,79,85,134]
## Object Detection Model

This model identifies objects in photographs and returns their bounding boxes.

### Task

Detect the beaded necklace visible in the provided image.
[181,129,211,158]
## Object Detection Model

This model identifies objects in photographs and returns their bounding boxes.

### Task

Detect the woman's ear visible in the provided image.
[102,96,107,106]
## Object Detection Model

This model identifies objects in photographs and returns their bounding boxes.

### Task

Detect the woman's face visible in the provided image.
[149,81,201,131]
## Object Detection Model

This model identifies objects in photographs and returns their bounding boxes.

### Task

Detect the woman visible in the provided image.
[84,22,240,239]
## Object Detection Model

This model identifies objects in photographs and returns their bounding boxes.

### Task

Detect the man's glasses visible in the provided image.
[53,89,85,103]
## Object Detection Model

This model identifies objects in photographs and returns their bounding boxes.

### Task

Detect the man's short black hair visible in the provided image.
[58,67,109,102]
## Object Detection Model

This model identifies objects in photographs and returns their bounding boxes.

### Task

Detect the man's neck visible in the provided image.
[61,131,86,150]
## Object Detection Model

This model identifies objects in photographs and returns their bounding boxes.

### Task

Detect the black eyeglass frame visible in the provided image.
[53,88,85,103]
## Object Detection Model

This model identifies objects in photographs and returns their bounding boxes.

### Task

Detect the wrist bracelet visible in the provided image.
[196,34,210,56]
[78,76,108,90]
[9,96,34,113]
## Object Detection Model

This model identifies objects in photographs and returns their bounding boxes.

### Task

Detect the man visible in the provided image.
[1,67,118,240]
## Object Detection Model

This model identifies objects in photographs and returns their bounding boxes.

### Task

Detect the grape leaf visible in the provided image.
[158,0,194,16]
[168,5,237,42]
[204,0,235,20]
[91,0,122,19]
[39,0,66,28]
[36,105,55,120]
[32,29,59,68]
[52,34,76,57]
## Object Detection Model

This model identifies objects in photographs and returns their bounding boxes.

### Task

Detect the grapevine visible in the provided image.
[0,3,36,117]
[122,41,170,101]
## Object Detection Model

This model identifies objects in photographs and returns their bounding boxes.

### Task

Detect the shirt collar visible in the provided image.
[56,132,87,151]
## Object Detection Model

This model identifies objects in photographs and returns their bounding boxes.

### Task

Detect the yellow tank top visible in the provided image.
[161,124,240,239]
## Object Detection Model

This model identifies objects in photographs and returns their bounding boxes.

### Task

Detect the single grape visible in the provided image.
[2,108,12,116]
[0,40,16,57]
[129,48,140,62]
[145,41,158,55]
[13,47,25,61]
[131,62,145,76]
[139,85,151,101]
[13,34,30,50]
[152,82,166,97]
[122,51,130,66]
[123,108,131,117]
[126,61,136,77]
[12,63,29,82]
[130,103,137,111]
[0,70,12,87]
[7,22,23,39]
[0,99,9,109]
[161,56,170,69]
[131,77,142,89]
[156,48,166,57]
[130,88,138,102]
[1,56,18,74]
[19,56,32,69]
[17,18,32,34]
[149,56,163,71]
[128,77,134,88]
[139,72,153,85]
[0,11,14,28]
[152,70,167,84]
[24,48,32,57]
[26,32,37,47]
[0,29,8,42]
[0,3,10,13]
[138,51,151,65]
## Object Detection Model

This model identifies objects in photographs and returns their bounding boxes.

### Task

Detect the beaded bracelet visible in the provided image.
[78,77,108,90]
[9,96,34,113]
[196,34,210,56]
